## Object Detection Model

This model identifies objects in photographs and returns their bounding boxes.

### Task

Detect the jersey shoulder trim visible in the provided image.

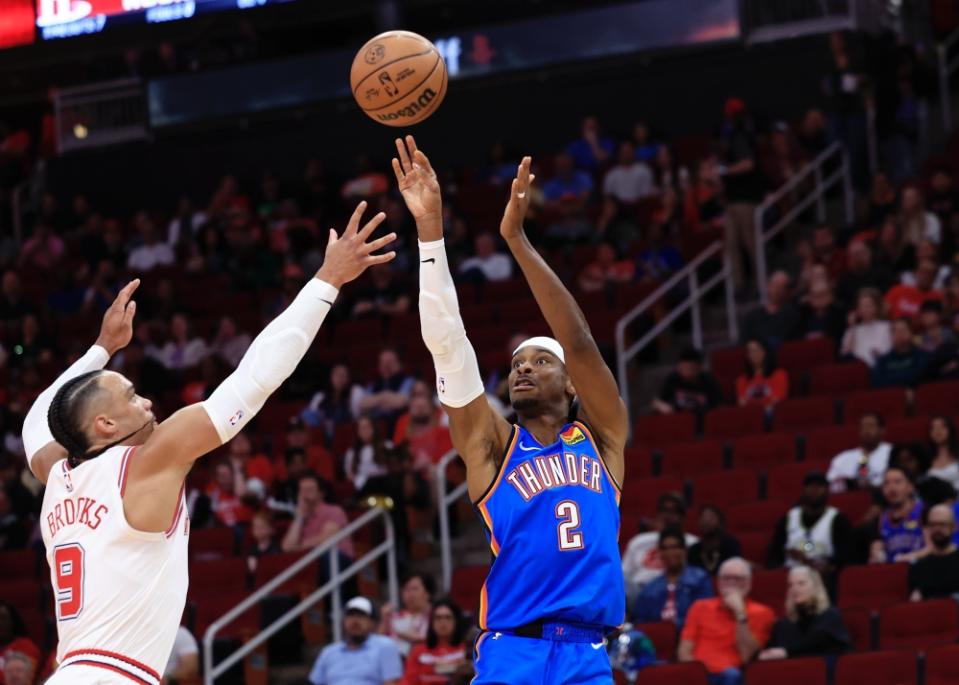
[572,420,622,497]
[61,648,160,685]
[472,425,519,507]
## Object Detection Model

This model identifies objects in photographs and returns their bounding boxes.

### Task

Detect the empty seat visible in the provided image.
[804,425,859,462]
[833,650,917,685]
[188,558,249,599]
[621,477,684,518]
[727,500,788,535]
[778,338,836,374]
[829,491,872,525]
[0,579,43,612]
[624,446,655,479]
[660,441,725,479]
[451,565,487,617]
[766,461,830,503]
[838,564,908,611]
[749,569,788,616]
[638,661,708,685]
[253,552,321,597]
[731,433,797,470]
[745,657,827,685]
[691,469,759,508]
[914,380,959,417]
[704,406,765,439]
[634,621,678,661]
[884,417,929,444]
[738,532,771,566]
[843,389,907,424]
[191,591,261,641]
[190,527,236,559]
[710,346,744,379]
[924,644,959,685]
[878,599,959,650]
[0,549,38,579]
[841,606,874,651]
[634,414,696,449]
[809,362,870,396]
[774,397,836,432]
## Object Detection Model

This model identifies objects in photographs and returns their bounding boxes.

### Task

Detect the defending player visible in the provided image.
[22,203,394,684]
[393,136,628,684]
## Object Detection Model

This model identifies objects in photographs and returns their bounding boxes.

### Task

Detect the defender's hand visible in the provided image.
[317,201,396,288]
[392,135,442,233]
[500,156,536,242]
[95,279,139,356]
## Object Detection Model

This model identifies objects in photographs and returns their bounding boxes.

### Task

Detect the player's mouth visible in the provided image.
[513,379,536,391]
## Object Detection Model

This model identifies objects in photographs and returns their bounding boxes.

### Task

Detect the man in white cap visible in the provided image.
[393,136,629,684]
[308,596,402,685]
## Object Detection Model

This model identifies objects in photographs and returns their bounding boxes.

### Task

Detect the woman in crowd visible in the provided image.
[380,573,435,658]
[759,565,850,661]
[401,599,470,685]
[343,415,391,493]
[840,288,892,366]
[245,510,281,574]
[927,415,959,491]
[736,338,789,411]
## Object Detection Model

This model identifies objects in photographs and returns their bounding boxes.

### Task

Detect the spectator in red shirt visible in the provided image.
[393,381,453,473]
[401,599,470,685]
[884,259,944,321]
[205,460,253,528]
[736,339,789,410]
[577,242,635,293]
[0,601,41,685]
[229,431,275,491]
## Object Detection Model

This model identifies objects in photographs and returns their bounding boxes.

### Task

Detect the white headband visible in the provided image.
[512,336,565,364]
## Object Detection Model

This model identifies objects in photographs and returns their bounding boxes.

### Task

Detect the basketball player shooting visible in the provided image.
[393,135,628,684]
[21,202,394,685]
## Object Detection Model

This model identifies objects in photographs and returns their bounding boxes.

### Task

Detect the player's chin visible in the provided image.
[511,395,540,412]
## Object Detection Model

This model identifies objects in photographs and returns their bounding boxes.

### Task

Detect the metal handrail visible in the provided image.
[202,506,398,685]
[938,27,959,133]
[436,448,469,593]
[615,240,737,421]
[753,141,854,302]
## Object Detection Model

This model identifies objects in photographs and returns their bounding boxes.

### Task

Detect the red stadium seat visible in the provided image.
[188,558,249,599]
[925,644,959,685]
[766,461,830,503]
[884,417,929,444]
[0,549,38,579]
[621,477,685,518]
[191,591,261,640]
[451,565,488,617]
[914,380,959,417]
[691,469,759,508]
[745,657,827,685]
[633,414,696,449]
[738,532,771,566]
[778,338,836,374]
[841,606,874,651]
[748,569,787,617]
[829,491,872,525]
[0,579,43,612]
[190,527,236,559]
[878,599,959,650]
[809,362,870,397]
[624,446,654,479]
[709,346,744,378]
[704,406,765,439]
[634,621,678,661]
[253,552,320,596]
[838,564,909,611]
[843,389,907,424]
[833,650,917,685]
[660,440,725,479]
[773,397,836,432]
[637,661,708,685]
[18,607,50,650]
[731,433,797,470]
[331,421,357,456]
[804,425,859,462]
[726,500,788,536]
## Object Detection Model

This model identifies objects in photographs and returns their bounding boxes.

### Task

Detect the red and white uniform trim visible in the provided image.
[60,648,161,685]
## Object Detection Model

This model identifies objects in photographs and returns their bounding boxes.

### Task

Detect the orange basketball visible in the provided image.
[350,30,447,127]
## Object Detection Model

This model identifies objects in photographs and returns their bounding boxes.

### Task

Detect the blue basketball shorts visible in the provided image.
[471,629,612,685]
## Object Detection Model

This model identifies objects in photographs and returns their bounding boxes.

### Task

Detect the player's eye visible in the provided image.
[537,358,547,365]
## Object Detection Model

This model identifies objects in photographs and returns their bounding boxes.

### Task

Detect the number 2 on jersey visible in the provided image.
[54,543,85,620]
[555,500,585,551]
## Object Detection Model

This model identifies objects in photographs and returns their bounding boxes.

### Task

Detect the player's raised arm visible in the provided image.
[21,279,141,485]
[501,157,628,482]
[392,135,511,500]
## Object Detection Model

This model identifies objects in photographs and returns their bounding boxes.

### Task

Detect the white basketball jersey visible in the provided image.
[40,445,190,685]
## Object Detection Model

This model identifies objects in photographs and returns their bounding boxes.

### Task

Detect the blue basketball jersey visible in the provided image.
[474,420,624,631]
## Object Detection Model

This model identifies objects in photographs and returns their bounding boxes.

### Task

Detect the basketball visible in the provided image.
[350,30,447,127]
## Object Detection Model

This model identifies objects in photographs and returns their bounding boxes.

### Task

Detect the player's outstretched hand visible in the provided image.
[392,135,442,229]
[317,201,396,288]
[95,278,139,356]
[500,156,536,242]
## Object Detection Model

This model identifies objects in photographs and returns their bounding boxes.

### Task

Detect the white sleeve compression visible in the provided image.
[418,238,484,408]
[22,345,110,467]
[202,278,338,443]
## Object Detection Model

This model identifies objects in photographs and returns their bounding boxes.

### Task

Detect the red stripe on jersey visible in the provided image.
[66,660,152,685]
[117,446,133,489]
[64,648,161,680]
[165,482,186,537]
[119,446,139,497]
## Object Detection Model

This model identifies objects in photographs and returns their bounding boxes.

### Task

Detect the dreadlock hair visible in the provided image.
[48,370,107,468]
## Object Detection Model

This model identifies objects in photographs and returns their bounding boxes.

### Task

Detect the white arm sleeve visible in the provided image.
[22,345,110,467]
[202,278,338,443]
[418,238,484,408]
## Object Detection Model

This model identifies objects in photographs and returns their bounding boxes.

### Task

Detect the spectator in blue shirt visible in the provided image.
[543,153,594,245]
[871,318,928,388]
[566,115,615,172]
[309,596,403,685]
[633,527,714,630]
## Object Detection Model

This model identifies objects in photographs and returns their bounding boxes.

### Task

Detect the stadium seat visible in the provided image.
[0,549,38,578]
[737,532,771,566]
[841,606,874,651]
[731,433,797,470]
[884,417,929,444]
[624,446,655,479]
[691,469,759,508]
[766,461,830,503]
[18,607,50,650]
[191,591,261,640]
[634,621,678,661]
[838,564,909,611]
[451,565,488,617]
[637,661,708,685]
[749,569,788,617]
[188,558,249,599]
[924,644,959,685]
[253,553,321,597]
[704,406,765,439]
[829,491,873,524]
[809,362,870,397]
[621,477,684,518]
[878,599,959,650]
[634,414,696,449]
[914,380,959,417]
[0,579,43,612]
[190,527,237,559]
[833,650,917,685]
[710,346,744,379]
[843,389,907,424]
[745,657,827,685]
[773,397,836,432]
[726,500,788,536]
[804,425,859,462]
[777,338,835,375]
[660,440,725,479]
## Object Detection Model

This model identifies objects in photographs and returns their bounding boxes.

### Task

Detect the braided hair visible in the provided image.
[48,370,106,468]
